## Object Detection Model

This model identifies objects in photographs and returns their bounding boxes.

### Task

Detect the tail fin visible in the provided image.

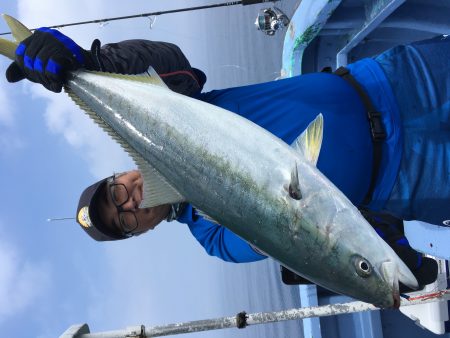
[0,14,32,60]
[3,14,32,41]
[0,37,17,60]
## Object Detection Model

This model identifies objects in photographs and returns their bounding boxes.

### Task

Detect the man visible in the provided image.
[5,28,447,281]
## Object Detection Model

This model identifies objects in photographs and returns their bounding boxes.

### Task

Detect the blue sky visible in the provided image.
[0,1,268,337]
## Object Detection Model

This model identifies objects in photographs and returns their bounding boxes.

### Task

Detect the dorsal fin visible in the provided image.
[89,66,169,89]
[145,66,169,88]
[291,113,323,166]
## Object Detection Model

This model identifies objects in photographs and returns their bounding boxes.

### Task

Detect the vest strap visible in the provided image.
[333,66,386,206]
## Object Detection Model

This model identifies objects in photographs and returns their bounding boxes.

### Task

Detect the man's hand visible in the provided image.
[6,28,89,92]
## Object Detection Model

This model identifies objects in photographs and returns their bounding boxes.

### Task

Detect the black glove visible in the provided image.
[6,27,100,93]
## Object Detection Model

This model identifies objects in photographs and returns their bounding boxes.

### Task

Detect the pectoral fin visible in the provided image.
[291,113,323,166]
[289,164,302,200]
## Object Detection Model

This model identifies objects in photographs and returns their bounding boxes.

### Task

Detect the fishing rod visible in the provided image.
[60,289,450,337]
[0,0,280,36]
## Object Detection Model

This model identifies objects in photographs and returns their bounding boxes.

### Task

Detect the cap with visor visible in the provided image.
[76,176,128,241]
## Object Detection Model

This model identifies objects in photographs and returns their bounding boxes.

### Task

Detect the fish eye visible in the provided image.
[354,256,372,278]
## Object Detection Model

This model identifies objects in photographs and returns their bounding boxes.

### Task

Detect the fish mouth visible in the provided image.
[379,251,420,308]
[381,261,401,309]
[392,291,401,309]
[390,267,401,309]
[374,288,401,309]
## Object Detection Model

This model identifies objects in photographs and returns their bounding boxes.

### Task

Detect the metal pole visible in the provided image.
[0,1,278,36]
[61,289,450,338]
[335,0,406,68]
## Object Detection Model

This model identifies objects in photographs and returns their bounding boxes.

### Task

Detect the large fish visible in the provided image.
[1,14,418,308]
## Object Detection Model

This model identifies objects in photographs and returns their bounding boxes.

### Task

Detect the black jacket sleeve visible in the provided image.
[91,39,206,96]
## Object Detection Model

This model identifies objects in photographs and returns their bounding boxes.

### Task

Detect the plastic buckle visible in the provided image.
[367,111,386,141]
[334,66,349,76]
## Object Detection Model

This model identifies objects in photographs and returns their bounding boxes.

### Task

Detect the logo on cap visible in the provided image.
[78,206,92,228]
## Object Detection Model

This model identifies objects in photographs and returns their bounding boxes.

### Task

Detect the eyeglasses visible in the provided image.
[107,175,139,235]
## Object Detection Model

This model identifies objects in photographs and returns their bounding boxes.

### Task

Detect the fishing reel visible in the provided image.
[255,7,289,36]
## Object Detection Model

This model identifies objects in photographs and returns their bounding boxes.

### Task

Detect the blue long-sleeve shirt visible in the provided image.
[177,204,266,262]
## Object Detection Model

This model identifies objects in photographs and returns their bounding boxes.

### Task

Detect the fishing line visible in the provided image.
[0,0,279,36]
[217,64,248,71]
[47,217,74,222]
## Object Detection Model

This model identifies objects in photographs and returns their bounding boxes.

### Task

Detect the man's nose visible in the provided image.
[121,196,139,211]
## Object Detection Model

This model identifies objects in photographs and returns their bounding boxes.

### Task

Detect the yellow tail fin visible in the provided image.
[0,37,17,60]
[3,14,32,41]
[0,14,33,60]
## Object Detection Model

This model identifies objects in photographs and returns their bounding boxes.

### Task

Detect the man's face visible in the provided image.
[97,170,171,236]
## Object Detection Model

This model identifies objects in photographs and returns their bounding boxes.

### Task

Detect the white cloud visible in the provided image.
[0,229,51,323]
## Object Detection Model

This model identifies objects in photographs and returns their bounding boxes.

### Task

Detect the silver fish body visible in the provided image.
[65,70,417,308]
